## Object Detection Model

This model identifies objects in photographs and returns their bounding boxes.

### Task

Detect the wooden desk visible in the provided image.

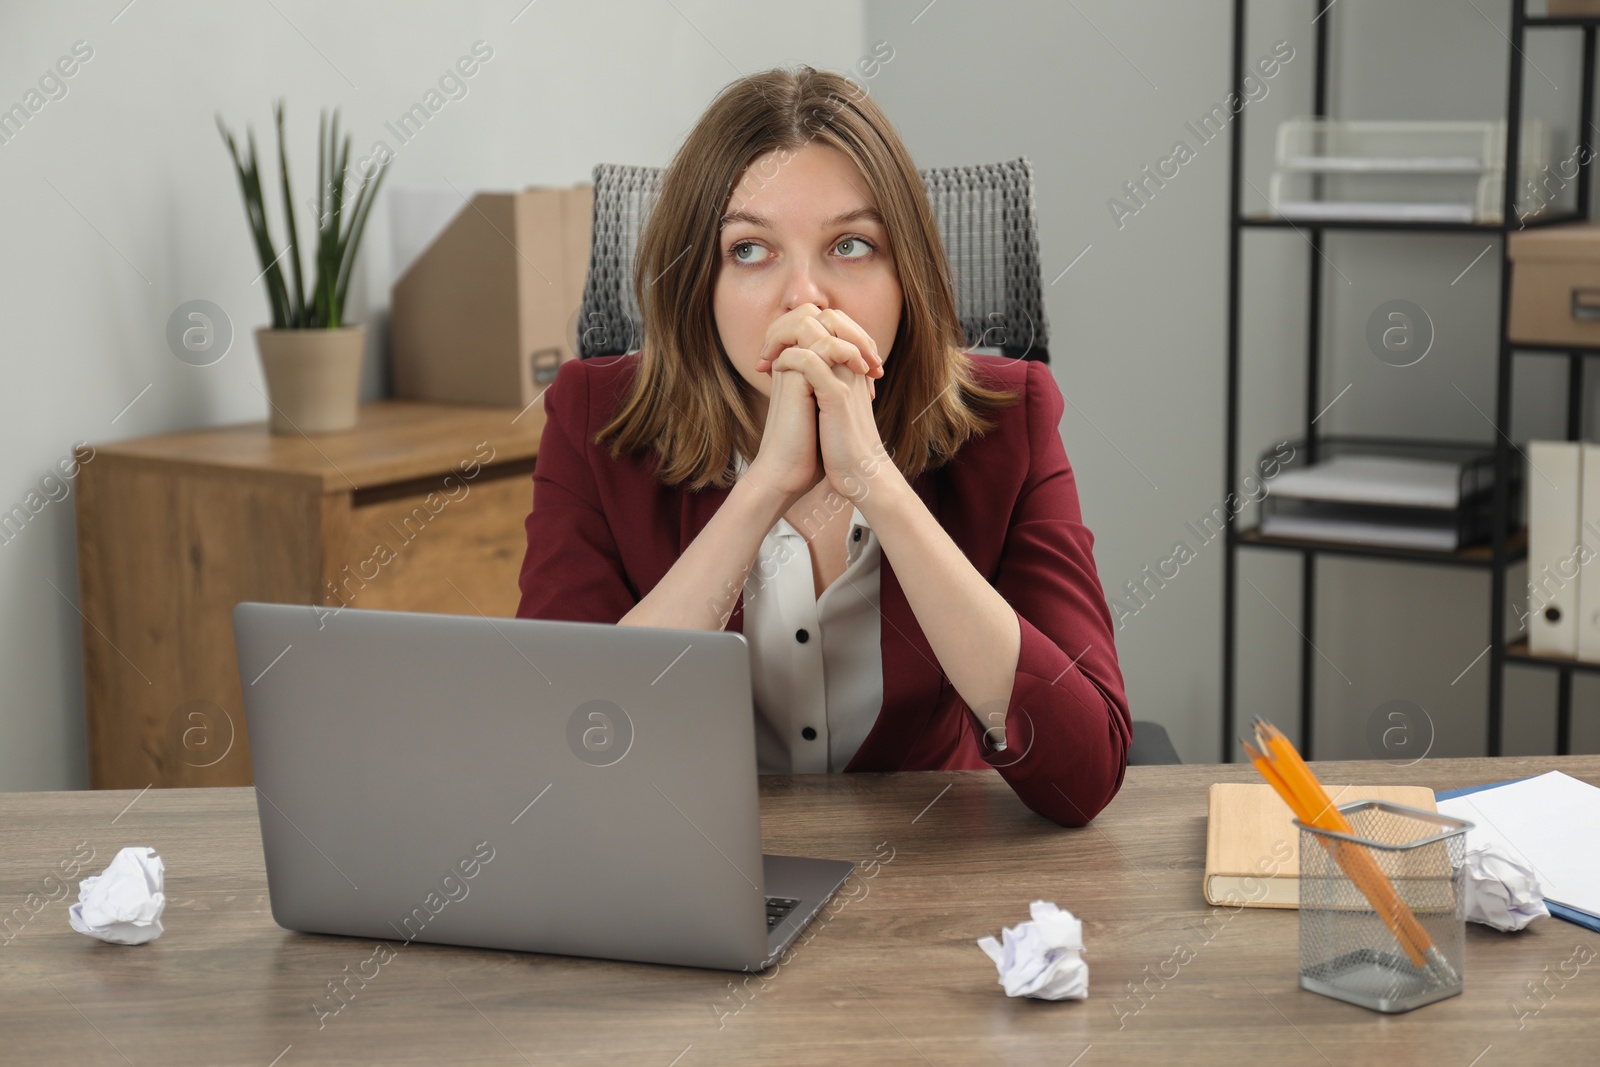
[74,400,545,790]
[4,757,1596,1065]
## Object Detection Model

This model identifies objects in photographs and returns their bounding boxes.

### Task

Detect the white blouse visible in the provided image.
[732,452,884,773]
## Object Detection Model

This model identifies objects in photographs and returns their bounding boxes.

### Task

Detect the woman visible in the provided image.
[517,65,1130,827]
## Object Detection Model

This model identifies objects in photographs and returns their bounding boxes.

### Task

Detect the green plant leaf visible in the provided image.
[243,123,292,328]
[335,155,387,317]
[220,101,386,331]
[274,99,306,328]
[328,130,353,325]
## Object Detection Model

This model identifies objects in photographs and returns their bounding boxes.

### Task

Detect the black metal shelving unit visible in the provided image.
[1221,0,1600,762]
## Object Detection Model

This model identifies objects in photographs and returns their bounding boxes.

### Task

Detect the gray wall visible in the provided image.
[3,0,1594,790]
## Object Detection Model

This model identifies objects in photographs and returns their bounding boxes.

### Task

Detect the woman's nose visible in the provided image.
[783,259,829,312]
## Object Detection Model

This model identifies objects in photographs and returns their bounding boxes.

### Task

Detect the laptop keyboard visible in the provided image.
[765,896,801,930]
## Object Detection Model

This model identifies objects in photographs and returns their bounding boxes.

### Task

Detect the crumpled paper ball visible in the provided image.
[976,900,1088,1000]
[68,846,166,945]
[1461,842,1548,932]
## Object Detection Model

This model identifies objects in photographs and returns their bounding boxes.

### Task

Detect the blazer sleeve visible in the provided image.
[978,359,1132,827]
[515,359,639,624]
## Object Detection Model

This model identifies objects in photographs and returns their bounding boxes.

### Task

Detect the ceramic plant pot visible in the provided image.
[255,325,366,434]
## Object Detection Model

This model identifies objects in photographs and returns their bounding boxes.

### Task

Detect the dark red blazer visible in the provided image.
[515,352,1131,826]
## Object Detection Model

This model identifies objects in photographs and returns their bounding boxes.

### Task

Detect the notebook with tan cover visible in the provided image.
[1203,782,1437,908]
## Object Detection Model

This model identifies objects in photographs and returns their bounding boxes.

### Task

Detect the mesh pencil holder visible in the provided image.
[1294,800,1474,1013]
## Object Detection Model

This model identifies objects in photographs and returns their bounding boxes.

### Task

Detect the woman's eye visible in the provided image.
[726,237,875,265]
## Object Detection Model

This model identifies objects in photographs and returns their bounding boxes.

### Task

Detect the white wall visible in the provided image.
[4,0,1594,790]
[0,0,865,791]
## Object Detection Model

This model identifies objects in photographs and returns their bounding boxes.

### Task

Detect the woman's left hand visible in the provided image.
[764,344,891,504]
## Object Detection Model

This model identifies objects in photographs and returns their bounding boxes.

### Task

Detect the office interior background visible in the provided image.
[2,0,1596,793]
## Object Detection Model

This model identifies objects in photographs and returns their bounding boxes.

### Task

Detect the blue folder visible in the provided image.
[1435,777,1600,933]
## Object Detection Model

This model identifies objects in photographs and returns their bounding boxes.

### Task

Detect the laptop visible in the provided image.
[231,601,855,972]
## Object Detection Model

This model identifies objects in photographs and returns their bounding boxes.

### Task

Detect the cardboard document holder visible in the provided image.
[391,183,594,408]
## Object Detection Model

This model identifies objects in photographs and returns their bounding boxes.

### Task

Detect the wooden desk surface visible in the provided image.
[4,757,1597,1065]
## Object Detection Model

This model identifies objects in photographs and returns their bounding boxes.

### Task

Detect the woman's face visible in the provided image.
[713,142,902,416]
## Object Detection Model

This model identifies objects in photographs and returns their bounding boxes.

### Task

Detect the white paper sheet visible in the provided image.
[1436,771,1600,920]
[1267,455,1466,508]
[1258,513,1461,551]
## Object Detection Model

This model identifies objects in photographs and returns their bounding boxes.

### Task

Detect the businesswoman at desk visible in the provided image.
[516,66,1130,827]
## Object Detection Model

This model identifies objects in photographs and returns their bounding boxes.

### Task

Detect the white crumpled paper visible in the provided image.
[1461,842,1549,932]
[68,846,166,945]
[976,900,1088,1000]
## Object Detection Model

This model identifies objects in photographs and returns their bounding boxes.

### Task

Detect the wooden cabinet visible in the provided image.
[74,400,546,789]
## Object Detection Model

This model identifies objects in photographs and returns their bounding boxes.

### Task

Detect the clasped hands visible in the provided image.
[746,303,894,508]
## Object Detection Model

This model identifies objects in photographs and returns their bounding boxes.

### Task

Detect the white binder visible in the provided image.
[1579,444,1600,662]
[1527,441,1582,658]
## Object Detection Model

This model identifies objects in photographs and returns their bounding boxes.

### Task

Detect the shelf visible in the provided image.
[1234,525,1527,568]
[1527,15,1600,28]
[1505,639,1600,673]
[1223,0,1592,761]
[1507,211,1585,228]
[1513,341,1600,355]
[1240,211,1582,233]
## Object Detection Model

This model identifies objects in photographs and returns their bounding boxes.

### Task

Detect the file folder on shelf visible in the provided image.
[1527,441,1583,659]
[1580,444,1600,662]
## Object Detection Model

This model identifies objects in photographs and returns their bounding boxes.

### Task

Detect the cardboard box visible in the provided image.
[1508,222,1600,347]
[1548,0,1600,16]
[390,183,594,408]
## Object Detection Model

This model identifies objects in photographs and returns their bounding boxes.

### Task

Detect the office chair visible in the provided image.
[575,157,1049,362]
[572,158,1182,766]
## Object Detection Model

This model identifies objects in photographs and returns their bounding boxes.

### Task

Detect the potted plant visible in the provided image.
[217,101,389,434]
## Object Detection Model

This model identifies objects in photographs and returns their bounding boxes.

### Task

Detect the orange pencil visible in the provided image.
[1254,720,1441,967]
[1244,736,1428,968]
[1245,721,1455,983]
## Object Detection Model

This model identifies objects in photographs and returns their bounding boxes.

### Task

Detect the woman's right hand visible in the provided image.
[743,305,882,509]
[745,366,822,509]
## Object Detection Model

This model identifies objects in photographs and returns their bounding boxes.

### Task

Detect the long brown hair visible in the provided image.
[595,65,1023,491]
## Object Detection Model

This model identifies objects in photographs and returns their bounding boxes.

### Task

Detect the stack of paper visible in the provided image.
[1266,455,1466,507]
[1260,455,1480,551]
